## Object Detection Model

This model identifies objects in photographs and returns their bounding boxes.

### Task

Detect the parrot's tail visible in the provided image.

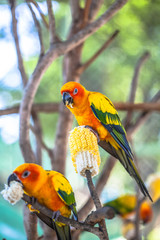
[54,222,72,240]
[116,150,153,202]
[99,140,152,201]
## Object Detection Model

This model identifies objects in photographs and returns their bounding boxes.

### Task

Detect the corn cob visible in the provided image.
[69,126,101,177]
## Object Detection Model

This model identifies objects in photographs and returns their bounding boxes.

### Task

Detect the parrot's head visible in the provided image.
[140,201,153,224]
[61,81,88,109]
[8,163,46,195]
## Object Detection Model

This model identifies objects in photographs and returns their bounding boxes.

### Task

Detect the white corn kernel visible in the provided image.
[69,126,101,177]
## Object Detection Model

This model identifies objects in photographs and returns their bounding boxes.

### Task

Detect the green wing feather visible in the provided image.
[88,92,152,201]
[104,195,137,216]
[53,172,78,220]
[88,92,133,158]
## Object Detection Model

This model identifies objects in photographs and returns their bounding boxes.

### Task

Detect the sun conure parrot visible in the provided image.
[61,81,152,201]
[8,163,78,240]
[103,194,153,224]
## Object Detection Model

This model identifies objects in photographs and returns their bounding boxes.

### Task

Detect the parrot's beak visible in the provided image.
[62,92,73,108]
[8,173,21,186]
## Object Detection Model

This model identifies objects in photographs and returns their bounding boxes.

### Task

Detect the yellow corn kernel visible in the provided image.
[69,126,101,177]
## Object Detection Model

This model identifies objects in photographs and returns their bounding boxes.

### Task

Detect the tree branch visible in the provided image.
[46,0,58,44]
[85,170,109,240]
[81,0,92,27]
[27,1,45,58]
[27,0,49,29]
[19,0,128,163]
[127,90,160,138]
[30,123,54,161]
[8,0,28,86]
[21,193,114,237]
[85,207,115,225]
[1,101,160,117]
[125,51,150,128]
[77,30,119,74]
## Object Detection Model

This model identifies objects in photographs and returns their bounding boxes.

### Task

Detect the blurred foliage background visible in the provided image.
[0,0,160,239]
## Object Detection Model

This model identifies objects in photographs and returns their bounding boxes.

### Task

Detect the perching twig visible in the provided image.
[22,193,114,237]
[77,30,119,74]
[85,207,115,225]
[85,170,109,240]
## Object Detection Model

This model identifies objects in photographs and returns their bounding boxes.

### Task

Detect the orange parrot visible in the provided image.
[7,163,78,240]
[61,82,152,201]
[104,194,153,224]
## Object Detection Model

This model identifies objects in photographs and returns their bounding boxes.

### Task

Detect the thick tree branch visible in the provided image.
[1,101,160,117]
[77,30,119,74]
[8,0,28,86]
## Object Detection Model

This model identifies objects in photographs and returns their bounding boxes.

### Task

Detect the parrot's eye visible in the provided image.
[22,170,31,178]
[73,88,78,95]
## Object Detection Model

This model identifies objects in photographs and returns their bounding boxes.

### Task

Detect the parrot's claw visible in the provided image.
[31,196,37,205]
[84,125,100,142]
[52,210,61,222]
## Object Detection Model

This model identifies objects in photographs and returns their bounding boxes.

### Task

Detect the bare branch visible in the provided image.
[115,102,160,112]
[22,194,102,236]
[85,170,109,240]
[8,0,28,86]
[0,103,59,116]
[127,90,160,138]
[30,123,54,161]
[77,30,119,74]
[85,207,115,224]
[70,0,81,23]
[81,0,92,27]
[1,101,160,117]
[23,205,38,240]
[28,0,49,29]
[89,0,104,21]
[125,51,150,127]
[27,1,45,57]
[46,0,58,44]
[31,112,43,165]
[78,156,116,220]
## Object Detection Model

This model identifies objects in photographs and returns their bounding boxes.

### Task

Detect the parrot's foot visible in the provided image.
[52,210,61,222]
[26,197,40,213]
[84,125,100,142]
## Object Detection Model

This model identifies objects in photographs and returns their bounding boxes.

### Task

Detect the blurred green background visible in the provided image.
[0,0,160,239]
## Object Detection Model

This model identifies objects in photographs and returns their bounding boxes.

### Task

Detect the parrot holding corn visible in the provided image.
[7,163,78,240]
[61,81,152,201]
[104,194,153,224]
